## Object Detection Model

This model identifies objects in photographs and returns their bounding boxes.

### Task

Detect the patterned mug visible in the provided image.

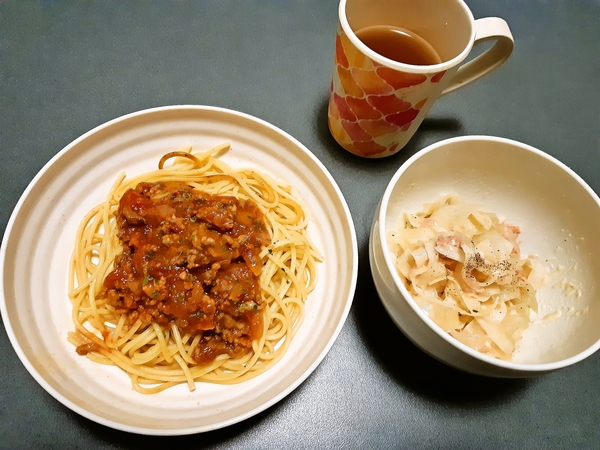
[328,0,514,158]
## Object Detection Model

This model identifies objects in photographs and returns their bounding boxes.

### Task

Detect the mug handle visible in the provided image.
[441,17,514,95]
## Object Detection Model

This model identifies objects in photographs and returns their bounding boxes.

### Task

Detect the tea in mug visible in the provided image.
[355,25,442,66]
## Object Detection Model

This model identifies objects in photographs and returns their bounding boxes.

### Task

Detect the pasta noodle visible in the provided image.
[68,143,321,393]
[388,194,546,361]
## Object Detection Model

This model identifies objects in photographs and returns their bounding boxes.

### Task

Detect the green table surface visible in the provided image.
[1,1,599,448]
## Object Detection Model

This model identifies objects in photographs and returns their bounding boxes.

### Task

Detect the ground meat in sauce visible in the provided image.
[101,181,271,365]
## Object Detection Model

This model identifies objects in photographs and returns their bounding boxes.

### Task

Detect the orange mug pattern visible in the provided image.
[328,26,446,158]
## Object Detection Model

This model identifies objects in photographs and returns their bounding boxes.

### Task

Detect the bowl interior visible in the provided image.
[382,136,600,365]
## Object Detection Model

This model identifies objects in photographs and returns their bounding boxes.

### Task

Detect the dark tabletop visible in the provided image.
[1,1,599,448]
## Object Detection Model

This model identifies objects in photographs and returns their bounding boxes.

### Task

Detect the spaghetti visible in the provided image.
[68,143,321,393]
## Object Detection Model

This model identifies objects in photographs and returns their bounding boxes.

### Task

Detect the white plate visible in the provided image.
[0,105,358,435]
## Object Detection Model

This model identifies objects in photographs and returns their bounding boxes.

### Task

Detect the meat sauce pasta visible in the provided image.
[388,194,546,361]
[68,143,321,394]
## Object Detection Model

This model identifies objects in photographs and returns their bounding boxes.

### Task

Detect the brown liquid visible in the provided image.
[355,25,442,66]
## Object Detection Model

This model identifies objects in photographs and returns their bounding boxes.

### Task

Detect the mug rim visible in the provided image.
[339,0,477,74]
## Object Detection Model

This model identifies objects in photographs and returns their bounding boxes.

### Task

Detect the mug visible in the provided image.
[327,0,514,158]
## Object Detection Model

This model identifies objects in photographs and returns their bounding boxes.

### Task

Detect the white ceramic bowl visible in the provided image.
[369,136,600,377]
[0,106,358,434]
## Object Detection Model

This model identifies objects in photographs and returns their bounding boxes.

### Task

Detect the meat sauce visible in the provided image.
[101,181,271,365]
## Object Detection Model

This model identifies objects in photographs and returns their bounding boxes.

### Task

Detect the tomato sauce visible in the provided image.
[102,181,271,365]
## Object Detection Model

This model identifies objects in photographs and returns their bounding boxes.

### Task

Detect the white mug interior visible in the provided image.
[342,0,475,71]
